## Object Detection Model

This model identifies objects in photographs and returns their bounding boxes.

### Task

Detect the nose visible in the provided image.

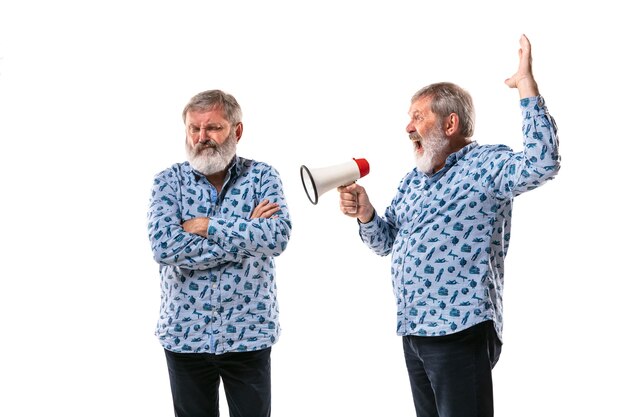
[406,121,415,134]
[198,128,209,143]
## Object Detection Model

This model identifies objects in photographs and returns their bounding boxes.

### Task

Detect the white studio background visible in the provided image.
[1,1,623,416]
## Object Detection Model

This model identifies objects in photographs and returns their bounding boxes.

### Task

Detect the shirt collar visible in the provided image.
[445,141,477,167]
[420,141,478,182]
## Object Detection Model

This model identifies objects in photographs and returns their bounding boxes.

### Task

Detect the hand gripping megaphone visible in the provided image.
[300,158,370,204]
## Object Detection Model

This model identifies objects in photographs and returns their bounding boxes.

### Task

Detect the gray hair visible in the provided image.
[411,82,475,138]
[182,89,242,125]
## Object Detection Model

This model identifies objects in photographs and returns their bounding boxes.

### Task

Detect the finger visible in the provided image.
[339,192,357,204]
[259,203,280,213]
[251,201,273,218]
[341,205,358,215]
[258,206,280,219]
[252,205,279,219]
[256,203,280,214]
[520,34,531,51]
[519,35,532,62]
[339,191,355,201]
[339,191,358,204]
[340,197,358,215]
[338,183,358,193]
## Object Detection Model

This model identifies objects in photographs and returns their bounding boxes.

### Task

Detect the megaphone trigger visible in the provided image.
[300,158,370,205]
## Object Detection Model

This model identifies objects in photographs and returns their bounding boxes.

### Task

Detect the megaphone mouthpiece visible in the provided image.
[300,157,370,205]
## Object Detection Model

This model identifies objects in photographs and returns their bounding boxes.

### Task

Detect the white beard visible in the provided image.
[414,125,448,174]
[186,131,237,175]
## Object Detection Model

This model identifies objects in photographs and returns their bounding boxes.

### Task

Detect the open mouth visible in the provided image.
[410,134,423,154]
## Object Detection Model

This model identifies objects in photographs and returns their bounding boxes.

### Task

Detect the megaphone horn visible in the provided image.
[300,158,370,205]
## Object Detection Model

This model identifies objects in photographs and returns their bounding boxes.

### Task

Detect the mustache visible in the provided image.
[409,132,421,142]
[196,139,219,149]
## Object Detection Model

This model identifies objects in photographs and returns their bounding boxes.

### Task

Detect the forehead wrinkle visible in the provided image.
[187,112,227,127]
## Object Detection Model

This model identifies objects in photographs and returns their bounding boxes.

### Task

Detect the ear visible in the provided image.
[444,113,460,136]
[235,122,243,142]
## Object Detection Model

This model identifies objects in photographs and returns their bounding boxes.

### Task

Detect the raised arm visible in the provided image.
[491,34,560,197]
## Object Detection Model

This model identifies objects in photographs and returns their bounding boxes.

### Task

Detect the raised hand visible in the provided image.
[505,34,539,98]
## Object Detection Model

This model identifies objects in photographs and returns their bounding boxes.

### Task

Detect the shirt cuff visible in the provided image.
[358,211,380,231]
[520,95,547,116]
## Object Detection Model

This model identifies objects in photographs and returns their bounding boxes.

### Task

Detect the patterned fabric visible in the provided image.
[359,96,560,342]
[147,156,291,354]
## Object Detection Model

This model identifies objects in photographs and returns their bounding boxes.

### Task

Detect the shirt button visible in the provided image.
[537,95,545,108]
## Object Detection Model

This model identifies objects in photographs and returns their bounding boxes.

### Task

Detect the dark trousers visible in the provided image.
[164,347,272,417]
[402,321,502,417]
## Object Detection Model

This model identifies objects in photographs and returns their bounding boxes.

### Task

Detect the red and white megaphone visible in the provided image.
[300,158,370,205]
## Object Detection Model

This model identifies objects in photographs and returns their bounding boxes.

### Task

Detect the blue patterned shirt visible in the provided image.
[359,96,560,341]
[147,156,292,354]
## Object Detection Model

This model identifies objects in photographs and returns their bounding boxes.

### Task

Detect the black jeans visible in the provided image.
[403,321,501,417]
[164,347,272,417]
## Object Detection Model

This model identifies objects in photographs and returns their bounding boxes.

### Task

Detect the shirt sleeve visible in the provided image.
[147,169,249,270]
[358,177,407,257]
[206,165,292,259]
[490,96,561,198]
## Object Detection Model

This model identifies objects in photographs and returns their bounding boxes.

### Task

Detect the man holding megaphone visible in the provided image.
[338,35,560,417]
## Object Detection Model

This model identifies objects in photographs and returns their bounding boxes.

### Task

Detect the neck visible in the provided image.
[449,137,471,154]
[206,170,227,193]
[431,138,471,174]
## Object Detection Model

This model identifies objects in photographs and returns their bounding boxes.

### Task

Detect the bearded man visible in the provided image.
[147,89,291,417]
[337,35,560,417]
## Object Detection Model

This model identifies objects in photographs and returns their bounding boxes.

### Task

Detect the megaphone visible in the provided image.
[300,158,370,204]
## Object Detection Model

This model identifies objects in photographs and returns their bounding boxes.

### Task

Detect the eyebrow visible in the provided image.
[188,122,223,128]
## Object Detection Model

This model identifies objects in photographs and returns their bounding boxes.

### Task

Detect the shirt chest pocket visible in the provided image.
[179,187,214,220]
